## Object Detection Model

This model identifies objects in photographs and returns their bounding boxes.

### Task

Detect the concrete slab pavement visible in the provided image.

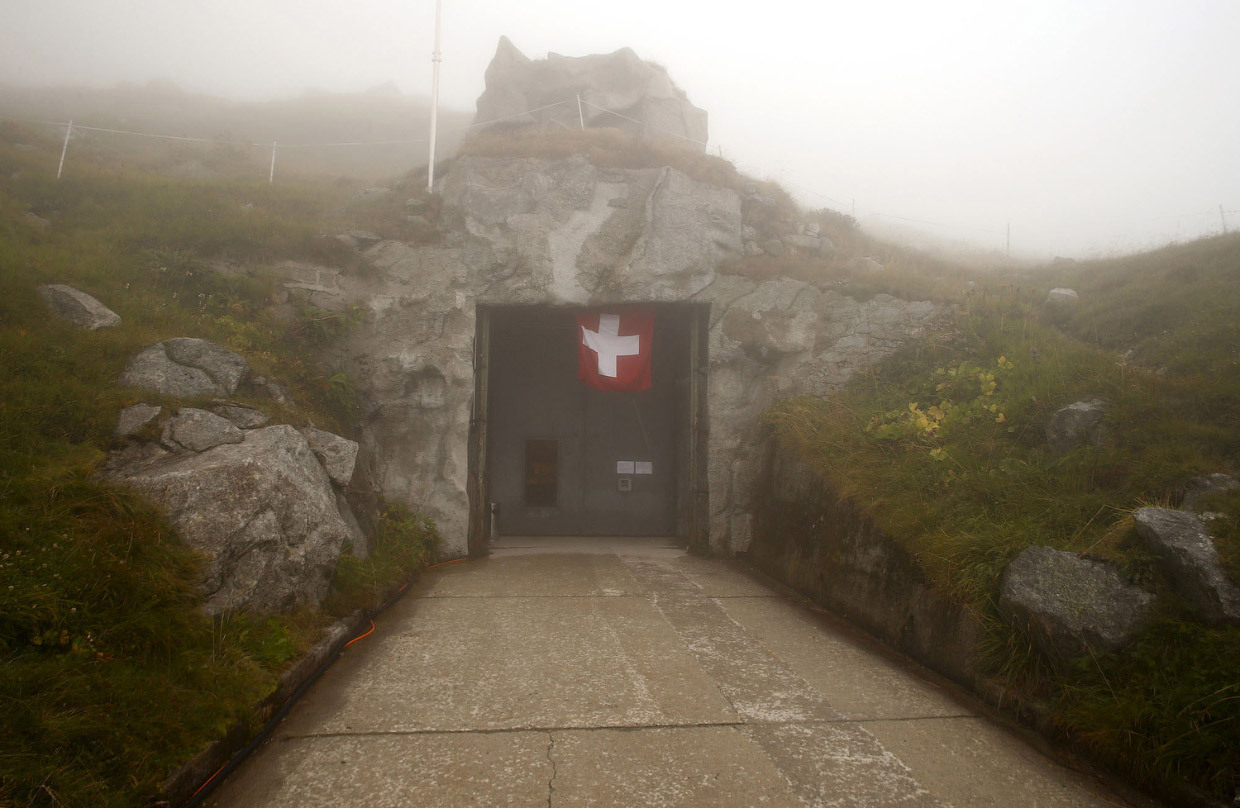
[208,537,1153,808]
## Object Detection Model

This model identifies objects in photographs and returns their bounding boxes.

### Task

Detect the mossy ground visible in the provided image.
[766,234,1240,800]
[0,123,436,807]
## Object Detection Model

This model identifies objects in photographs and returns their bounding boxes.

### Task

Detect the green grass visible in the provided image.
[0,124,435,807]
[765,243,1240,799]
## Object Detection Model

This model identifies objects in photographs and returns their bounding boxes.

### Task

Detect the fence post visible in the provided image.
[426,0,443,192]
[57,120,73,179]
[1221,204,1229,234]
[577,94,585,132]
[269,142,277,184]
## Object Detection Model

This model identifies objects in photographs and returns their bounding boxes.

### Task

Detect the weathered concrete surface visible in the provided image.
[208,539,1145,808]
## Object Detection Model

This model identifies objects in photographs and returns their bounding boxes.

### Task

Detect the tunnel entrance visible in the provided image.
[467,303,708,553]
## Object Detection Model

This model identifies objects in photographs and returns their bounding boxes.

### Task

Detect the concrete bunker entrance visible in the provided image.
[468,303,709,553]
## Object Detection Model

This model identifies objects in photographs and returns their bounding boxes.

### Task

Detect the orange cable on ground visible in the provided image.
[343,620,375,649]
[190,763,228,801]
[426,557,468,570]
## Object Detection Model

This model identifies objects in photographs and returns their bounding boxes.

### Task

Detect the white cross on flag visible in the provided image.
[577,307,654,392]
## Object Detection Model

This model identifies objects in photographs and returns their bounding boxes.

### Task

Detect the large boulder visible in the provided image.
[473,37,708,148]
[104,425,350,615]
[39,284,121,330]
[1045,398,1107,450]
[119,338,249,398]
[1133,507,1240,625]
[999,546,1154,660]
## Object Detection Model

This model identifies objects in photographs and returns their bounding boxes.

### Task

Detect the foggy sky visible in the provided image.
[3,0,1238,257]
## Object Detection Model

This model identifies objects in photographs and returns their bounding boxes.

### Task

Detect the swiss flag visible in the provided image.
[577,307,654,392]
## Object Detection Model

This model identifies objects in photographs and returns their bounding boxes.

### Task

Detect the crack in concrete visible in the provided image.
[545,730,557,808]
[276,714,978,744]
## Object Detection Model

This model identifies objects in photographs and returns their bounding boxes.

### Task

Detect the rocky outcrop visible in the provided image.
[289,154,948,555]
[473,37,708,147]
[105,425,351,615]
[1133,507,1240,625]
[1045,398,1107,450]
[39,284,121,330]
[998,546,1154,660]
[119,338,249,398]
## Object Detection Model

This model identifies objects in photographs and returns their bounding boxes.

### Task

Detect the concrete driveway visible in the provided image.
[208,537,1147,807]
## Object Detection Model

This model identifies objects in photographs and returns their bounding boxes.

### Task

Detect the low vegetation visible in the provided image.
[0,123,437,807]
[767,234,1240,800]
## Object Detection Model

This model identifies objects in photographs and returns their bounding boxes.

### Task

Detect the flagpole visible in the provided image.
[426,0,443,192]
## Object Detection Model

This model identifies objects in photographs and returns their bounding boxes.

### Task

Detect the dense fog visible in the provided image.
[2,0,1237,257]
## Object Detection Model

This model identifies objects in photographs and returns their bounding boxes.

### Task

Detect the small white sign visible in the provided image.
[635,461,653,475]
[616,460,635,474]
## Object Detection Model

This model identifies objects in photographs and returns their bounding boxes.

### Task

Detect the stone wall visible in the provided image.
[298,155,947,556]
[750,437,983,687]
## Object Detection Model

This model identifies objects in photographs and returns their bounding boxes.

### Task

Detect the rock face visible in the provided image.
[212,402,270,429]
[303,155,948,555]
[39,284,121,330]
[119,338,249,398]
[1045,398,1107,450]
[1133,507,1240,625]
[473,37,708,148]
[998,546,1154,660]
[105,425,351,615]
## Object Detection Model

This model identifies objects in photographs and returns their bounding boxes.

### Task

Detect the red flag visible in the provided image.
[577,307,654,392]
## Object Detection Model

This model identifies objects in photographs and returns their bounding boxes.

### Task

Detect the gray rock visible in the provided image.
[23,211,50,231]
[405,214,432,229]
[211,402,270,429]
[120,338,249,398]
[346,230,382,247]
[245,375,292,404]
[763,238,785,257]
[1183,473,1239,512]
[783,233,823,253]
[1045,398,1107,450]
[1133,507,1240,624]
[163,338,248,393]
[334,233,358,251]
[744,240,763,257]
[1045,288,1080,316]
[104,425,350,615]
[336,491,370,557]
[853,256,885,273]
[999,546,1154,660]
[38,284,121,330]
[115,403,161,438]
[473,37,708,148]
[804,223,821,237]
[301,426,359,487]
[162,408,244,452]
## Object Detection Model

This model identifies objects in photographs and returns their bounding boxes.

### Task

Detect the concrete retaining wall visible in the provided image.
[748,436,984,688]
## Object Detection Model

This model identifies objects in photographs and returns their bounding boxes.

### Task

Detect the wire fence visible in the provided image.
[6,107,1234,253]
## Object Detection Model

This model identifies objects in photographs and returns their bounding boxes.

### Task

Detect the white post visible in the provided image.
[426,0,443,192]
[1221,204,1229,234]
[269,142,277,184]
[577,94,585,131]
[57,120,73,179]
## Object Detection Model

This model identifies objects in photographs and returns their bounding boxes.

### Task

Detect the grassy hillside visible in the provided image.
[768,234,1240,801]
[0,80,472,181]
[0,122,437,807]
